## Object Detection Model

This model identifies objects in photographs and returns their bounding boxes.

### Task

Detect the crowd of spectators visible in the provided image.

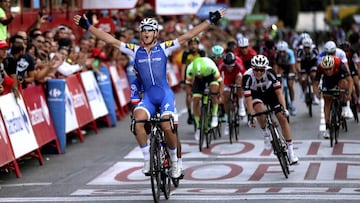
[0,0,358,98]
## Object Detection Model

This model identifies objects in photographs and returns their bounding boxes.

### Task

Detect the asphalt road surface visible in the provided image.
[0,87,359,203]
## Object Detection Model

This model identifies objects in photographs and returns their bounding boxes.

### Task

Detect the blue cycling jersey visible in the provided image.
[120,39,180,117]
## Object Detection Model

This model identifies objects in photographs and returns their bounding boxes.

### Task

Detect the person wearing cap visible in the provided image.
[181,37,206,125]
[73,8,226,178]
[237,37,257,70]
[0,39,15,95]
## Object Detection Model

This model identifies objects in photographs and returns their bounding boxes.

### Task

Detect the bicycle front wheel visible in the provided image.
[161,155,171,199]
[199,105,207,151]
[269,125,289,179]
[150,137,161,202]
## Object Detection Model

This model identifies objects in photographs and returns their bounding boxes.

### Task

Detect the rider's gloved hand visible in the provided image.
[283,109,290,117]
[247,114,256,128]
[79,14,91,30]
[209,9,223,25]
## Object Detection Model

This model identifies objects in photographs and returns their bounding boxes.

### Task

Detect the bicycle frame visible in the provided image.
[303,73,313,117]
[199,87,212,151]
[252,106,290,178]
[322,88,347,147]
[131,114,175,202]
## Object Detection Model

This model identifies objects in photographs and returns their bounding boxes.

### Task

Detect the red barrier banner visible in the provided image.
[0,113,15,167]
[22,85,60,153]
[66,75,94,128]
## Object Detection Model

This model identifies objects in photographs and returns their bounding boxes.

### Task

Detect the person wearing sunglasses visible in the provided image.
[317,40,353,119]
[237,37,257,71]
[185,57,223,141]
[242,54,298,165]
[73,9,225,179]
[312,55,353,139]
[296,37,320,105]
[181,37,206,126]
[273,40,297,116]
[218,52,246,134]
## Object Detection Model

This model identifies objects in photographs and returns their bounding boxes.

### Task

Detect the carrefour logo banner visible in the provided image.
[156,0,205,15]
[0,94,38,158]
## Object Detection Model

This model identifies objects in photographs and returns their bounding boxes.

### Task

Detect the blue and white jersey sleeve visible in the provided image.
[119,42,140,59]
[335,48,348,64]
[160,39,181,56]
[287,49,296,65]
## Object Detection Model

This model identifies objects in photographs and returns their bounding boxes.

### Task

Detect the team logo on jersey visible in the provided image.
[125,43,135,51]
[165,40,174,48]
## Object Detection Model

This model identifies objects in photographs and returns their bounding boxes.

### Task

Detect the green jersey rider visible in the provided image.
[185,57,224,140]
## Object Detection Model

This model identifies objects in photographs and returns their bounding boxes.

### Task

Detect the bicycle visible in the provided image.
[301,72,314,117]
[131,113,176,202]
[199,86,221,151]
[251,106,290,178]
[321,88,348,147]
[278,73,295,121]
[227,84,241,144]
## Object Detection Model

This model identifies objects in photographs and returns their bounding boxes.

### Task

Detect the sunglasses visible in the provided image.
[253,68,265,73]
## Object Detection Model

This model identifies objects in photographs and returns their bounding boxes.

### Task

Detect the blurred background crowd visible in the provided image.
[0,0,359,95]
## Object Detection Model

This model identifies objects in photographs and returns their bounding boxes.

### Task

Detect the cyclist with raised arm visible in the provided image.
[317,40,353,119]
[296,37,320,105]
[242,54,298,164]
[130,75,184,178]
[185,57,224,140]
[273,40,297,116]
[218,52,245,135]
[73,8,226,178]
[181,37,206,125]
[313,55,353,139]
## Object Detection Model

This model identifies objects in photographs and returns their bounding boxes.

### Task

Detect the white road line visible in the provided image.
[0,194,359,202]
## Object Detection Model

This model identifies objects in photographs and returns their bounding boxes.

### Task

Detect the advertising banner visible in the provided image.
[0,94,38,158]
[47,79,66,153]
[80,71,109,120]
[97,67,117,126]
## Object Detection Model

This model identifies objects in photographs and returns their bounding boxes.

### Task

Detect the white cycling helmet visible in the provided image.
[321,55,335,69]
[300,32,310,40]
[323,41,336,54]
[277,40,288,51]
[302,37,313,47]
[139,18,159,31]
[238,37,249,47]
[251,54,269,67]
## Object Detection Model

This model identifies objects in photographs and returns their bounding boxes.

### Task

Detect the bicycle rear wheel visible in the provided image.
[269,125,289,178]
[150,137,161,202]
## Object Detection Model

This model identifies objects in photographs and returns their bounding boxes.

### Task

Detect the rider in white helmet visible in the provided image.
[317,40,353,119]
